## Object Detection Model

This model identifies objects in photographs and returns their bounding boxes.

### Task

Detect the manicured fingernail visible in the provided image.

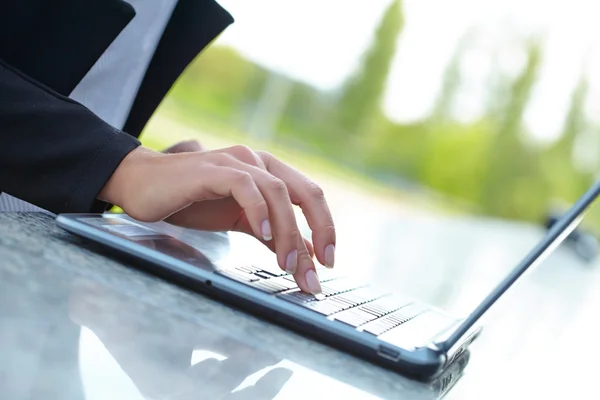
[305,270,322,295]
[325,244,335,269]
[286,250,298,274]
[261,220,272,241]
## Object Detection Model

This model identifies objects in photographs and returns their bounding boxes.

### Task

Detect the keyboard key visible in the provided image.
[363,322,392,336]
[254,272,273,280]
[334,308,379,327]
[277,290,319,305]
[333,312,366,327]
[337,289,378,306]
[330,295,357,308]
[361,303,427,336]
[255,264,287,277]
[235,265,256,274]
[304,299,345,316]
[257,269,281,278]
[270,277,298,291]
[250,280,288,294]
[328,297,354,311]
[320,286,338,297]
[360,304,387,318]
[217,269,260,283]
[321,278,364,294]
[362,295,410,316]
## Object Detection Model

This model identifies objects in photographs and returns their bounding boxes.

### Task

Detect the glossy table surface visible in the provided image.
[0,213,467,400]
[1,211,600,399]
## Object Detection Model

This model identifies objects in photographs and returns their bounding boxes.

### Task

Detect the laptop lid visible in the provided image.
[437,180,600,351]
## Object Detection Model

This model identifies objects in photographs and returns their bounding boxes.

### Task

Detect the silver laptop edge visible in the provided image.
[54,180,600,379]
[437,180,600,352]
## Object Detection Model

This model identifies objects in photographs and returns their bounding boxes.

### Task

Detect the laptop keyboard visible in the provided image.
[216,264,429,336]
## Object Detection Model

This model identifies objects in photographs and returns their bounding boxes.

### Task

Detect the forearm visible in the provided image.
[0,57,140,213]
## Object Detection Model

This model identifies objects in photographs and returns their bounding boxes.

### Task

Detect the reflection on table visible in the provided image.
[0,212,470,400]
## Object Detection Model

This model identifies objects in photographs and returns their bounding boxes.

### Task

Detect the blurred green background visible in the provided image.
[141,0,599,228]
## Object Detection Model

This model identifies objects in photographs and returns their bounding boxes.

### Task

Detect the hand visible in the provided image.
[162,140,315,257]
[163,139,206,153]
[99,144,336,294]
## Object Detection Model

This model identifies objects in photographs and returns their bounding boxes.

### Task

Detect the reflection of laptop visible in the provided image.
[55,181,600,380]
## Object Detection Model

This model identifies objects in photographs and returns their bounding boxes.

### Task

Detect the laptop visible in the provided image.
[55,180,600,380]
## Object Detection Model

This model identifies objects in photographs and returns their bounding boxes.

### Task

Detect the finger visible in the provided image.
[237,218,319,293]
[215,156,320,294]
[212,145,266,169]
[235,216,315,259]
[292,232,320,294]
[193,167,270,242]
[257,151,336,269]
[213,155,299,271]
[304,237,315,258]
[235,216,277,254]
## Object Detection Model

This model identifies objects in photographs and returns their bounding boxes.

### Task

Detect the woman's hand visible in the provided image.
[99,143,336,294]
[163,139,206,153]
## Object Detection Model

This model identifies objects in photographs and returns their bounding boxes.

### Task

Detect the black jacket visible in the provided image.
[0,0,233,213]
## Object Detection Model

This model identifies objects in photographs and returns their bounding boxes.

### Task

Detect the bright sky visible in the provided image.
[215,0,600,142]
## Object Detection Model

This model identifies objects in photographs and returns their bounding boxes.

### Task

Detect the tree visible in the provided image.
[431,30,476,122]
[335,0,404,135]
[541,74,593,200]
[480,39,544,219]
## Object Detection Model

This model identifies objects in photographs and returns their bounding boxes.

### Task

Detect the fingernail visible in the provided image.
[286,250,298,274]
[305,270,322,295]
[261,220,272,241]
[325,244,335,269]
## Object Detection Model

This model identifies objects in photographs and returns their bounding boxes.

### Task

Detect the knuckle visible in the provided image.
[256,150,272,160]
[232,171,253,185]
[307,182,325,199]
[210,152,235,166]
[255,150,274,166]
[267,178,288,194]
[229,145,259,166]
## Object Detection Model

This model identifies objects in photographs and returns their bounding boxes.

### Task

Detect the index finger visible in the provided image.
[257,151,336,269]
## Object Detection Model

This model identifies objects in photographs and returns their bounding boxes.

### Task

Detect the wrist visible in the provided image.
[98,146,160,209]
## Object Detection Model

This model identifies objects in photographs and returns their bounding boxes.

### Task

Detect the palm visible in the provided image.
[167,197,251,234]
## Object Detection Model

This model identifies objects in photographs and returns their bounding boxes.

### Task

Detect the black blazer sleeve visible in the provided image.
[0,58,141,213]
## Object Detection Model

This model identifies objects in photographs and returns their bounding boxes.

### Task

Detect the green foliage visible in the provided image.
[169,46,267,124]
[431,31,475,122]
[480,40,544,219]
[158,19,598,227]
[540,75,595,202]
[418,120,495,204]
[335,0,404,136]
